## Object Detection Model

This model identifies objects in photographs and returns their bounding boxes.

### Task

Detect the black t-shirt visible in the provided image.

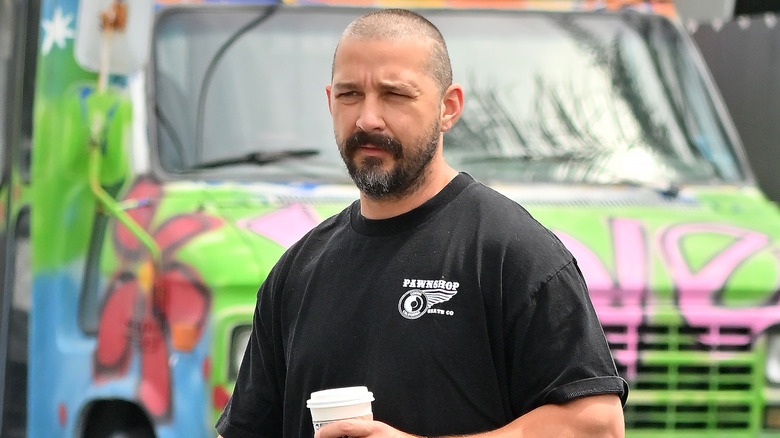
[216,173,628,438]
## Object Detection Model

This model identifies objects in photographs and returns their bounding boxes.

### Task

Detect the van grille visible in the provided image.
[602,323,759,432]
[603,324,752,354]
[623,403,752,430]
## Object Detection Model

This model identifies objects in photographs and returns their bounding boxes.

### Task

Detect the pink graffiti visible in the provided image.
[556,218,647,379]
[660,223,780,345]
[558,219,780,379]
[238,203,322,248]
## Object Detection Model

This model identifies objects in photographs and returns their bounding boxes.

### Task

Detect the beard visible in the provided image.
[338,120,441,200]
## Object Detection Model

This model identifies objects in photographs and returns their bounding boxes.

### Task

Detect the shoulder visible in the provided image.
[457,179,565,249]
[452,178,576,282]
[457,177,536,222]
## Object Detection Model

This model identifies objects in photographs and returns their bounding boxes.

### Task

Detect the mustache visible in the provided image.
[344,131,403,159]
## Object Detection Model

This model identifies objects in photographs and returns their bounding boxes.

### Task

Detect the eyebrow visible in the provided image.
[378,81,420,95]
[331,80,421,96]
[331,81,361,92]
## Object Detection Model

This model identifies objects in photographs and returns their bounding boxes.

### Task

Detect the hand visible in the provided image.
[314,418,417,438]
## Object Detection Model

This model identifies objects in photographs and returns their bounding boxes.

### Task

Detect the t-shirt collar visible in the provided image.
[350,172,474,236]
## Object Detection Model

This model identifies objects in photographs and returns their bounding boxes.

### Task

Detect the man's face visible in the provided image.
[327,37,444,199]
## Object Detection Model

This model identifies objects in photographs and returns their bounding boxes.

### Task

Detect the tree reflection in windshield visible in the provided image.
[444,12,741,186]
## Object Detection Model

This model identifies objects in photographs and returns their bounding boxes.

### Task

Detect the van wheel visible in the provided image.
[85,420,155,438]
[81,401,156,438]
[100,429,155,438]
[86,422,155,438]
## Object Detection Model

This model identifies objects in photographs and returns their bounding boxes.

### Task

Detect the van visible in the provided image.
[2,0,779,436]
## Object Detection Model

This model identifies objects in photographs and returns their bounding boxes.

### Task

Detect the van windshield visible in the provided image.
[152,6,745,185]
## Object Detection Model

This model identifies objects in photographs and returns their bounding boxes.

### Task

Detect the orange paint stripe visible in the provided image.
[297,0,377,4]
[375,0,448,6]
[200,0,678,19]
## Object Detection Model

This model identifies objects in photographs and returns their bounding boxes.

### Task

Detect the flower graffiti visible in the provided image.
[93,177,222,420]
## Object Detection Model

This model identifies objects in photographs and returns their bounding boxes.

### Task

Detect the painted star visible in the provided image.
[41,7,75,55]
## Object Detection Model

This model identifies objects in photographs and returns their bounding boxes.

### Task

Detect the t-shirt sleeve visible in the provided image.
[507,259,628,416]
[215,269,286,438]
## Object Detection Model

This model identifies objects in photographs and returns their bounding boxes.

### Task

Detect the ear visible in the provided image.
[326,84,333,115]
[440,83,463,133]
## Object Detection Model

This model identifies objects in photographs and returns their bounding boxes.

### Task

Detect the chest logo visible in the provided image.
[398,279,459,319]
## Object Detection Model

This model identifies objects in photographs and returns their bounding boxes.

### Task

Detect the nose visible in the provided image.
[356,95,385,132]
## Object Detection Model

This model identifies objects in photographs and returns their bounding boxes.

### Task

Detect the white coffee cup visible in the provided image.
[307,386,374,432]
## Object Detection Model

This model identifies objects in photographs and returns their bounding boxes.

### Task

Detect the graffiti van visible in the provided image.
[1,0,779,436]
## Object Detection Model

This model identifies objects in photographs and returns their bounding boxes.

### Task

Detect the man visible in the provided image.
[217,8,628,438]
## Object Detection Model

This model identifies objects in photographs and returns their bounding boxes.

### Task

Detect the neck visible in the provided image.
[359,162,458,220]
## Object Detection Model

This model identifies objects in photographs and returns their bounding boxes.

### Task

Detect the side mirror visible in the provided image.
[75,0,154,75]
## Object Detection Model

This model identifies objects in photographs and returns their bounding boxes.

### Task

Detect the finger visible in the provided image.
[315,419,375,438]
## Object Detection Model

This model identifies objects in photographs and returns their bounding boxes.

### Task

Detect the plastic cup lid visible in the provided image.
[306,386,374,409]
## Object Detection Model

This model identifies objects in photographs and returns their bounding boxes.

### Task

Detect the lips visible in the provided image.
[358,144,387,154]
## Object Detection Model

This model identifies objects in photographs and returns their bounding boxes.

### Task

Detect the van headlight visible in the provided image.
[229,324,252,380]
[768,330,780,386]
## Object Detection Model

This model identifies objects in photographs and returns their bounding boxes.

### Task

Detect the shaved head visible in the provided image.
[333,8,453,95]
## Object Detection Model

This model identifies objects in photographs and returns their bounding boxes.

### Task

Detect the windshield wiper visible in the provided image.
[192,149,320,170]
[462,152,592,164]
[611,179,681,199]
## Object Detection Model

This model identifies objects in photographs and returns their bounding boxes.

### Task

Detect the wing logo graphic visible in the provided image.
[398,289,457,320]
